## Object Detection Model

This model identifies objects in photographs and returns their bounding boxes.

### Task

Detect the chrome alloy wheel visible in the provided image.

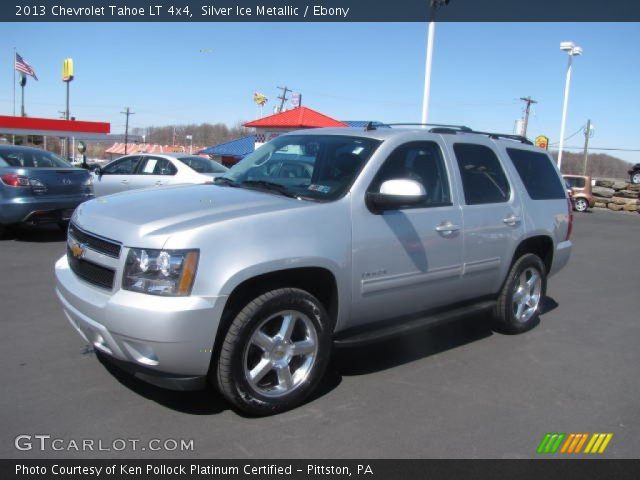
[512,267,542,323]
[243,310,318,398]
[574,198,588,212]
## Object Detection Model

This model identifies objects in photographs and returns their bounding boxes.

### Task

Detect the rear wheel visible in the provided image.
[632,172,640,184]
[492,254,546,334]
[215,288,331,415]
[574,197,589,212]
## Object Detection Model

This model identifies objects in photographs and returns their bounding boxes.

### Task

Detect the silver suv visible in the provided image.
[55,125,572,415]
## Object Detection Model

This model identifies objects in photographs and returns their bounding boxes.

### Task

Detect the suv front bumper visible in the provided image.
[55,254,226,390]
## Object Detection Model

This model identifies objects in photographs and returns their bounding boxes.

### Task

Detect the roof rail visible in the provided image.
[470,131,533,145]
[382,123,473,132]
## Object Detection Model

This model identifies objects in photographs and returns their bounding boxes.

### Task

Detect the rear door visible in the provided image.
[130,156,178,190]
[93,156,141,196]
[450,140,525,298]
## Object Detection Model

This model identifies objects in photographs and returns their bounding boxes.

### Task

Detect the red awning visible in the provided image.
[0,115,110,138]
[243,107,347,129]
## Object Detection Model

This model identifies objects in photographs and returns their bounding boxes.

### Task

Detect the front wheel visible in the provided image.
[492,254,547,334]
[215,288,332,415]
[574,197,589,212]
[631,172,640,184]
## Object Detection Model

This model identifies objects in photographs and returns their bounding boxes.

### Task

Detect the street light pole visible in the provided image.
[421,0,450,126]
[557,42,582,171]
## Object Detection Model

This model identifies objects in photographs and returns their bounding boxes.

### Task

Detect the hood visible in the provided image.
[72,184,308,248]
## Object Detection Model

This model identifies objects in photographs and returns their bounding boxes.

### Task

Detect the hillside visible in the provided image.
[551,150,633,179]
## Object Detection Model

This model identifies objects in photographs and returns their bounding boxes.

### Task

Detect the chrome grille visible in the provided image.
[68,223,121,258]
[67,248,115,290]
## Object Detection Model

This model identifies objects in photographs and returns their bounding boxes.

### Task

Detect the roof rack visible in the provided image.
[380,123,473,132]
[469,131,533,145]
[364,122,533,145]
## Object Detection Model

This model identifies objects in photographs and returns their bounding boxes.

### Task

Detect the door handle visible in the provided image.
[435,222,461,234]
[155,181,163,185]
[503,215,521,226]
[120,179,129,184]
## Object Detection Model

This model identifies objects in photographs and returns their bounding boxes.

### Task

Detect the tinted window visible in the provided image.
[370,141,451,207]
[102,157,141,175]
[454,144,510,205]
[564,176,586,188]
[0,148,71,168]
[507,148,566,200]
[221,135,380,201]
[139,157,177,176]
[177,156,227,174]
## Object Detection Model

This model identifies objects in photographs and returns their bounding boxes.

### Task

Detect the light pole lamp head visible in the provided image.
[560,41,583,56]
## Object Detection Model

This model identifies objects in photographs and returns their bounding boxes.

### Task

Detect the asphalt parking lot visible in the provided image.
[1,209,638,459]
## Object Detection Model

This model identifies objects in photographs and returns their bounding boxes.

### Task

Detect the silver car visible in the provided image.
[92,153,228,196]
[55,125,572,415]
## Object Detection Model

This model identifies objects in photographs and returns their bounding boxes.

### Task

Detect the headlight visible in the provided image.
[123,248,199,296]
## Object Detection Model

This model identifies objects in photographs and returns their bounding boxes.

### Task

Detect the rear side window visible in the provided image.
[453,143,510,205]
[139,157,177,176]
[507,148,566,200]
[564,176,586,188]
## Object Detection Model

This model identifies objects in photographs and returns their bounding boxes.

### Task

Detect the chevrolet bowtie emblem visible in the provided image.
[70,242,86,259]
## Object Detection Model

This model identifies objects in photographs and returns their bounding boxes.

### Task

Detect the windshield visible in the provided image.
[177,156,228,174]
[217,134,381,201]
[0,147,72,168]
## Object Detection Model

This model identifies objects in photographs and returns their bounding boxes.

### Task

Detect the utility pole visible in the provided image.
[519,96,537,137]
[276,86,291,113]
[582,119,593,175]
[121,107,134,154]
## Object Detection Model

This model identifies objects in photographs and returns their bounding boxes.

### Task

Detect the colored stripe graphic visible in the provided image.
[539,433,613,454]
[560,433,589,453]
[584,433,613,454]
[537,433,565,454]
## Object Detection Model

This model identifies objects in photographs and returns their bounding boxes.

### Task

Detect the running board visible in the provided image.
[333,300,496,348]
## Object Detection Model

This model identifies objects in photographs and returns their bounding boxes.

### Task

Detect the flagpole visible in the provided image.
[12,47,16,144]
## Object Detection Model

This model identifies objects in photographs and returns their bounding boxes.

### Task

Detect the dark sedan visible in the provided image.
[0,145,93,236]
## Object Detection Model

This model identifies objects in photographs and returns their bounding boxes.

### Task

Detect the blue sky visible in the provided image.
[3,22,640,162]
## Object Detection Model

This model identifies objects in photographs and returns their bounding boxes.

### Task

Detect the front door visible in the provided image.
[350,140,464,327]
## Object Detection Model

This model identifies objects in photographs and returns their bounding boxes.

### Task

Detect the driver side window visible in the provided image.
[102,156,141,175]
[369,141,451,207]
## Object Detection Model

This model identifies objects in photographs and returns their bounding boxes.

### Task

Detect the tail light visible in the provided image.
[0,174,47,192]
[566,197,573,240]
[1,173,30,187]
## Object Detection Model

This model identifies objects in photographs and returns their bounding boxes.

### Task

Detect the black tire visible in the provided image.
[0,224,5,238]
[215,288,332,416]
[574,197,589,212]
[492,253,547,334]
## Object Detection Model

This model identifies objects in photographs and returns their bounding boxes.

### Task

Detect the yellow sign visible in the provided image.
[62,58,74,82]
[535,135,549,150]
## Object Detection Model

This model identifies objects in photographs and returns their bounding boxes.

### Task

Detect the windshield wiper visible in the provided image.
[240,180,299,198]
[213,177,241,187]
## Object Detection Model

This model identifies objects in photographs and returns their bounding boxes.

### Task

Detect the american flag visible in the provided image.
[15,53,38,81]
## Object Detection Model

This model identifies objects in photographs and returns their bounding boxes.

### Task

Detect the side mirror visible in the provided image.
[366,179,426,211]
[91,165,102,176]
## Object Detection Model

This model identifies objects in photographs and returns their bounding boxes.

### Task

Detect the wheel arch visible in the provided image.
[510,235,554,275]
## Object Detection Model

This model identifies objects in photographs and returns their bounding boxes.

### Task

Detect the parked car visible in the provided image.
[628,164,640,184]
[0,145,93,236]
[91,153,228,196]
[55,126,572,415]
[563,174,595,212]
